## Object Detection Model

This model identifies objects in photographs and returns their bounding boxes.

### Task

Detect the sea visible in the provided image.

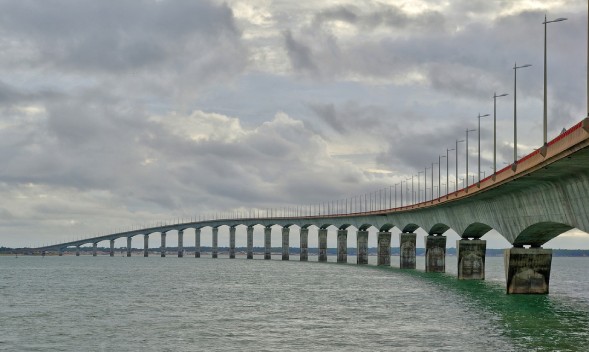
[1,254,589,351]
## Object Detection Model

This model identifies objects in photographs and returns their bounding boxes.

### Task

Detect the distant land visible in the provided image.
[2,246,589,257]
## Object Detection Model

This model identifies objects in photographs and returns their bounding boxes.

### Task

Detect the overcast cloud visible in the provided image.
[0,0,588,249]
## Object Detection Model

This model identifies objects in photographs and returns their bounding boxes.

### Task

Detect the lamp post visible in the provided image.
[446,147,454,196]
[438,155,446,199]
[543,14,567,147]
[418,171,424,203]
[425,166,430,202]
[513,62,532,166]
[455,139,464,192]
[400,181,403,207]
[493,92,508,176]
[466,128,476,190]
[477,113,489,185]
[431,162,436,202]
[411,175,415,205]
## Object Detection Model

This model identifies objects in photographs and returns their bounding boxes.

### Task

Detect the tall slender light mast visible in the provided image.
[438,155,446,199]
[477,113,489,184]
[493,93,508,176]
[466,129,476,189]
[513,63,532,165]
[455,139,464,192]
[446,147,454,196]
[543,14,567,146]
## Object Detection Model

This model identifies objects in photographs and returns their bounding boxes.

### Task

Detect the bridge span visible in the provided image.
[33,118,589,294]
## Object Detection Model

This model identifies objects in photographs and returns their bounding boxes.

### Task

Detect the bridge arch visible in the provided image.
[461,222,493,239]
[379,223,396,232]
[402,223,420,233]
[429,223,450,235]
[358,223,373,231]
[513,221,575,247]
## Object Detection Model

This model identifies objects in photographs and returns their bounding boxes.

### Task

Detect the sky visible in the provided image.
[1,0,588,250]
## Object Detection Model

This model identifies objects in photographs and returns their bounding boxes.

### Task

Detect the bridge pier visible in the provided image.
[92,242,98,257]
[337,229,347,263]
[58,248,63,256]
[504,247,552,294]
[377,232,391,266]
[229,227,236,259]
[212,227,218,258]
[178,230,184,258]
[282,227,289,260]
[264,226,271,260]
[399,232,416,269]
[300,228,309,261]
[160,232,166,257]
[127,237,132,257]
[144,234,149,257]
[76,245,80,256]
[109,239,115,257]
[357,230,369,265]
[246,226,254,259]
[425,235,446,272]
[457,239,486,280]
[195,228,201,258]
[318,228,328,262]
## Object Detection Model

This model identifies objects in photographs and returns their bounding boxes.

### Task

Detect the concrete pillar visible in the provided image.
[160,232,167,257]
[126,237,132,257]
[92,242,98,257]
[282,227,289,260]
[377,232,391,266]
[246,226,254,259]
[457,239,486,280]
[195,228,201,258]
[425,235,446,272]
[229,227,236,259]
[212,227,218,258]
[58,248,63,256]
[300,228,309,261]
[504,247,552,294]
[178,230,184,258]
[318,228,328,262]
[109,239,115,257]
[264,226,271,260]
[144,234,149,257]
[357,230,369,265]
[337,229,347,263]
[76,245,80,256]
[399,233,416,269]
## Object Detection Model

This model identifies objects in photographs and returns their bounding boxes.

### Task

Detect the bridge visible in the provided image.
[32,118,589,294]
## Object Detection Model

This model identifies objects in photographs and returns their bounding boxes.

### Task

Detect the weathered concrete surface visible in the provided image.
[504,247,552,294]
[160,232,166,257]
[377,232,391,266]
[178,230,184,258]
[144,235,149,257]
[357,230,368,265]
[76,245,80,257]
[318,228,328,262]
[399,233,416,269]
[110,239,115,257]
[212,228,218,258]
[92,242,97,257]
[264,227,271,260]
[282,227,289,260]
[337,229,347,263]
[194,228,201,258]
[457,239,486,280]
[425,235,446,272]
[229,227,236,259]
[126,237,132,257]
[247,226,254,259]
[300,228,309,261]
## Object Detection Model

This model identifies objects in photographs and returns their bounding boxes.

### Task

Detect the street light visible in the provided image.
[477,113,489,185]
[543,14,567,147]
[438,154,446,199]
[466,128,476,190]
[493,92,508,176]
[424,167,429,202]
[431,162,436,201]
[455,139,464,192]
[418,170,424,203]
[446,147,454,196]
[513,62,532,166]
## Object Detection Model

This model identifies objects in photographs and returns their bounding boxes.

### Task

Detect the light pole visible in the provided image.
[400,181,403,207]
[411,175,415,205]
[425,166,430,202]
[543,14,567,147]
[493,92,508,176]
[431,162,436,201]
[455,139,464,192]
[477,113,489,185]
[418,171,424,203]
[438,155,446,199]
[466,128,476,189]
[513,62,532,166]
[446,147,454,196]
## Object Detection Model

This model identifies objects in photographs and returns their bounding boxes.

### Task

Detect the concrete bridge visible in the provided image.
[33,118,589,294]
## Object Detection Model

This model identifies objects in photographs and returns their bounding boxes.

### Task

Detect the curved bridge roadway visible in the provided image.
[34,118,589,294]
